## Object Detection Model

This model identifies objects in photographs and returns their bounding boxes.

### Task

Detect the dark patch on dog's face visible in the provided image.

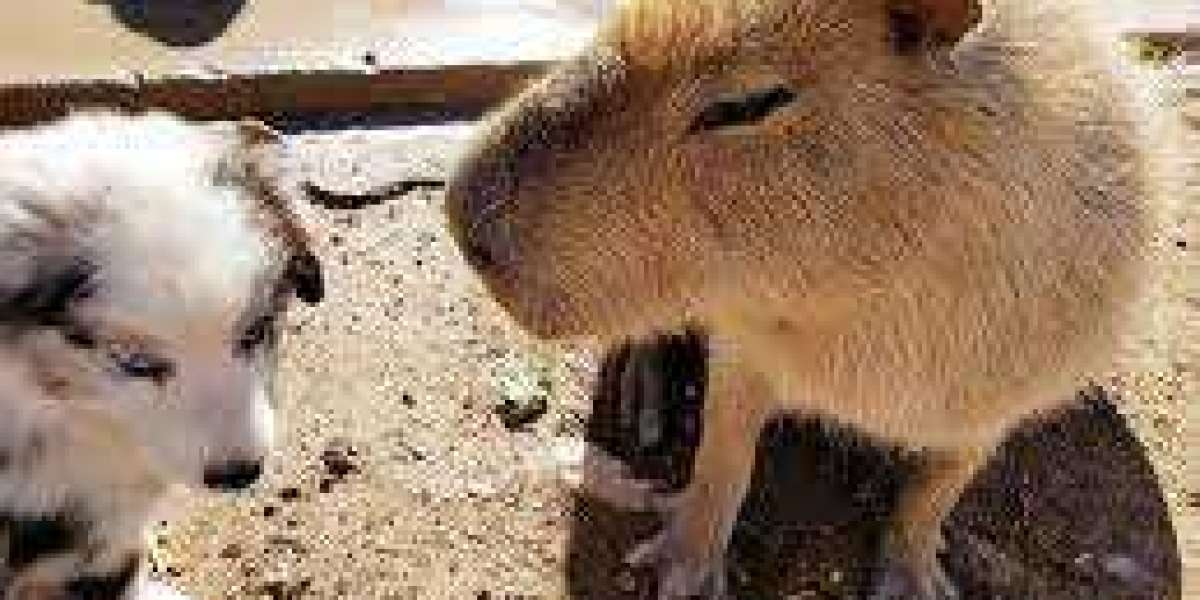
[64,551,142,600]
[1,508,90,570]
[0,257,97,330]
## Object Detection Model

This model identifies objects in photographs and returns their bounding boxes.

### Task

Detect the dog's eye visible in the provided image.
[62,326,97,349]
[688,85,798,134]
[110,348,174,381]
[236,315,275,353]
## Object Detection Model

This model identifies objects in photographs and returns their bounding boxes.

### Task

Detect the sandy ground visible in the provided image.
[134,64,1197,598]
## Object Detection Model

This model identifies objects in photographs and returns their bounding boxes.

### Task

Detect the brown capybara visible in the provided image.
[444,0,1163,598]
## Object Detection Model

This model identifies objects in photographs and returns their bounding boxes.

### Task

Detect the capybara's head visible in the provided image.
[446,0,988,340]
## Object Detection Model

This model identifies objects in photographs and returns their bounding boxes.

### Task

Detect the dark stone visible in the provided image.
[493,395,549,432]
[100,0,247,48]
[320,447,359,480]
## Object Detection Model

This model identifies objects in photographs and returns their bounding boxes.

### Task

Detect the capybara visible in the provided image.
[445,0,1162,597]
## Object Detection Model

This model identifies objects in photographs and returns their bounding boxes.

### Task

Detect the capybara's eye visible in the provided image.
[688,84,798,134]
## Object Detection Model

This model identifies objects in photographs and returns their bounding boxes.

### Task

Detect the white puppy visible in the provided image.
[0,111,323,599]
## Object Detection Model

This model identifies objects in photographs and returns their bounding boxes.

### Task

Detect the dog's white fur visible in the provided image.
[0,111,320,599]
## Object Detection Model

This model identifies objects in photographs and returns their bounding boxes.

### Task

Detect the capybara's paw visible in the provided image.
[581,444,682,513]
[626,515,729,599]
[868,553,959,600]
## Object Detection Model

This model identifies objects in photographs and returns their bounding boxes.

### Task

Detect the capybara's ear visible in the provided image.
[886,0,983,53]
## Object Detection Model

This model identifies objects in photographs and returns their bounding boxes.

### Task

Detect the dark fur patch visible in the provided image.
[586,327,709,491]
[64,552,142,600]
[0,257,97,329]
[2,510,88,570]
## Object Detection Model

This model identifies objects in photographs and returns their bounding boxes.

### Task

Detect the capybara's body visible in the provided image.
[445,0,1157,597]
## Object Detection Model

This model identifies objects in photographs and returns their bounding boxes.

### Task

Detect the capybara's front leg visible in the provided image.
[626,358,772,599]
[871,444,995,600]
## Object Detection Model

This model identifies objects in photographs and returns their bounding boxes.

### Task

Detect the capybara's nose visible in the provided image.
[202,459,263,491]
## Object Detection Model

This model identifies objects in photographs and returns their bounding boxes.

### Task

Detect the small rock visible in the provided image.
[320,447,360,479]
[493,395,549,431]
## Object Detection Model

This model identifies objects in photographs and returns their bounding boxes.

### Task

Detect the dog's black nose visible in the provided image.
[203,459,263,491]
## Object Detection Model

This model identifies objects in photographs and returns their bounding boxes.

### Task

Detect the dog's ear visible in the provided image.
[886,0,982,53]
[216,119,326,306]
[0,255,97,328]
[283,250,324,305]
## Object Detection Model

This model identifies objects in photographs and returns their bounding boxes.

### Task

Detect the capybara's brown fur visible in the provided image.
[445,0,1160,597]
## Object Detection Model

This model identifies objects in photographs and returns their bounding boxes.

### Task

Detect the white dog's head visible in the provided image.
[0,111,323,492]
